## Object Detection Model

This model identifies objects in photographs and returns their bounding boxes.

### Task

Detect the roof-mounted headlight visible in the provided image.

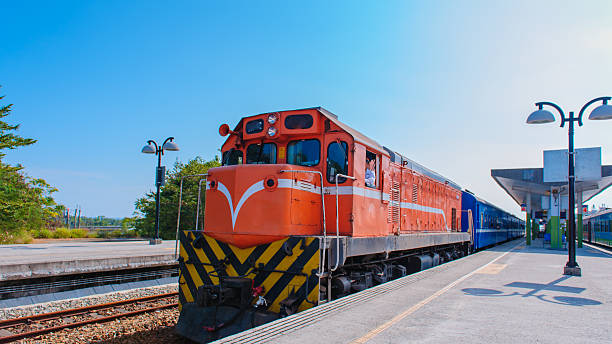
[267,127,277,137]
[267,113,278,124]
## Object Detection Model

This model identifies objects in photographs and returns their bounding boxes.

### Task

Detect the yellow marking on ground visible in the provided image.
[350,242,521,344]
[475,263,507,274]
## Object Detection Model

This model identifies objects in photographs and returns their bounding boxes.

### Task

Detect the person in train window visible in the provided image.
[365,158,376,188]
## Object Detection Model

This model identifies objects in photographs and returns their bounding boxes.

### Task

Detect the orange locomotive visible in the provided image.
[176,107,470,342]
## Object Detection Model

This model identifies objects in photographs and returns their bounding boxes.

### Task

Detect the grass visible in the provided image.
[2,227,140,244]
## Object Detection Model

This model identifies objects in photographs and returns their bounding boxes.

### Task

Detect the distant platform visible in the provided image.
[0,240,177,281]
[218,239,612,344]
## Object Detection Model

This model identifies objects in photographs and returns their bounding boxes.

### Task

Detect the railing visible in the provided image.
[332,173,356,272]
[174,173,208,259]
[195,178,207,230]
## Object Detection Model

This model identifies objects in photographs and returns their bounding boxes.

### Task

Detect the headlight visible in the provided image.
[267,113,278,124]
[267,127,277,137]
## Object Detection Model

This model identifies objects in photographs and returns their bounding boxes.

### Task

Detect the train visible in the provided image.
[583,208,612,248]
[174,107,524,342]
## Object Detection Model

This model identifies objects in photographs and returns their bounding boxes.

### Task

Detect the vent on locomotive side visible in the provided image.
[388,181,401,224]
[412,184,418,203]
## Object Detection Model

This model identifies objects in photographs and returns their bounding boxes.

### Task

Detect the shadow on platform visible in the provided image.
[462,275,602,307]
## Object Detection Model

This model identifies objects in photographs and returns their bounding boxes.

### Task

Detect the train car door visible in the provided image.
[324,133,353,235]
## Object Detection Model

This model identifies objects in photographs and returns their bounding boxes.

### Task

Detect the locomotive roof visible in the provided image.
[248,106,462,190]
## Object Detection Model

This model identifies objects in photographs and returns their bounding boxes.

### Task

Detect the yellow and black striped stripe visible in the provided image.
[178,231,320,313]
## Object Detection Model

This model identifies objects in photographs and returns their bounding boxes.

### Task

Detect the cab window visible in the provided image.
[222,149,243,165]
[365,150,377,188]
[327,141,348,183]
[285,114,313,129]
[287,139,320,167]
[245,119,264,134]
[246,143,277,164]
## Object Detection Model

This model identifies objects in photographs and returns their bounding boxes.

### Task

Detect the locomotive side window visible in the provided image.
[246,143,277,164]
[285,114,313,129]
[222,149,243,166]
[365,150,377,188]
[326,141,348,183]
[245,119,264,134]
[287,139,320,167]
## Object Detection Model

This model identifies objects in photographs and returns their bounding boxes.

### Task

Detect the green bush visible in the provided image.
[95,228,138,239]
[32,229,52,239]
[70,228,88,238]
[53,227,71,238]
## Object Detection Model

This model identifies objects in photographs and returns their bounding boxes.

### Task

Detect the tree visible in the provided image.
[134,156,220,239]
[0,88,60,243]
[0,93,36,161]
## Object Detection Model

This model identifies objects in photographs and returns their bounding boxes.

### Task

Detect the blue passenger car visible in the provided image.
[583,209,612,248]
[461,191,525,251]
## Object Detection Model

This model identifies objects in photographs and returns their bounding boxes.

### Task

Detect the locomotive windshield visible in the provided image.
[287,139,320,167]
[222,148,243,166]
[246,143,277,164]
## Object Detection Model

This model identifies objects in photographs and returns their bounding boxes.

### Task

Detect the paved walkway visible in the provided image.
[219,239,611,344]
[0,240,177,280]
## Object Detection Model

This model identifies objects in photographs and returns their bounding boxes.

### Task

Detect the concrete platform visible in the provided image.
[0,240,177,281]
[219,239,612,344]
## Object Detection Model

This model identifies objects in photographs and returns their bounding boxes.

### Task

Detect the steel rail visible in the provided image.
[0,292,178,343]
[0,292,178,329]
[0,302,178,343]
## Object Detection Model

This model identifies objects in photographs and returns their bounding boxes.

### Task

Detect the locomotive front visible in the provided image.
[176,109,328,342]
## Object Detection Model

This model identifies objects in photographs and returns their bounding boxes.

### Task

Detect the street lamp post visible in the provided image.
[526,96,612,276]
[141,137,180,245]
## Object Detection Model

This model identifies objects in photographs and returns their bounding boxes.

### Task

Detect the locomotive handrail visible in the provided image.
[175,173,208,259]
[279,169,327,278]
[195,178,207,231]
[332,173,356,272]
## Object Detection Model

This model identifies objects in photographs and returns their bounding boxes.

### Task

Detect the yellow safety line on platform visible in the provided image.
[476,263,507,274]
[350,241,523,344]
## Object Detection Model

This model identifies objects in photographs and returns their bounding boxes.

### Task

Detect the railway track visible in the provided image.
[0,291,178,343]
[0,264,179,300]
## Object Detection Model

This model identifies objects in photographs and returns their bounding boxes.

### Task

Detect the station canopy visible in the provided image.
[491,147,612,217]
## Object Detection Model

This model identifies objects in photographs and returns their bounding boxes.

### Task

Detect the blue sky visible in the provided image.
[2,1,612,218]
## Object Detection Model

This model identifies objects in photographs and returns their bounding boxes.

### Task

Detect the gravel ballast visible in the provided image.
[1,283,185,343]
